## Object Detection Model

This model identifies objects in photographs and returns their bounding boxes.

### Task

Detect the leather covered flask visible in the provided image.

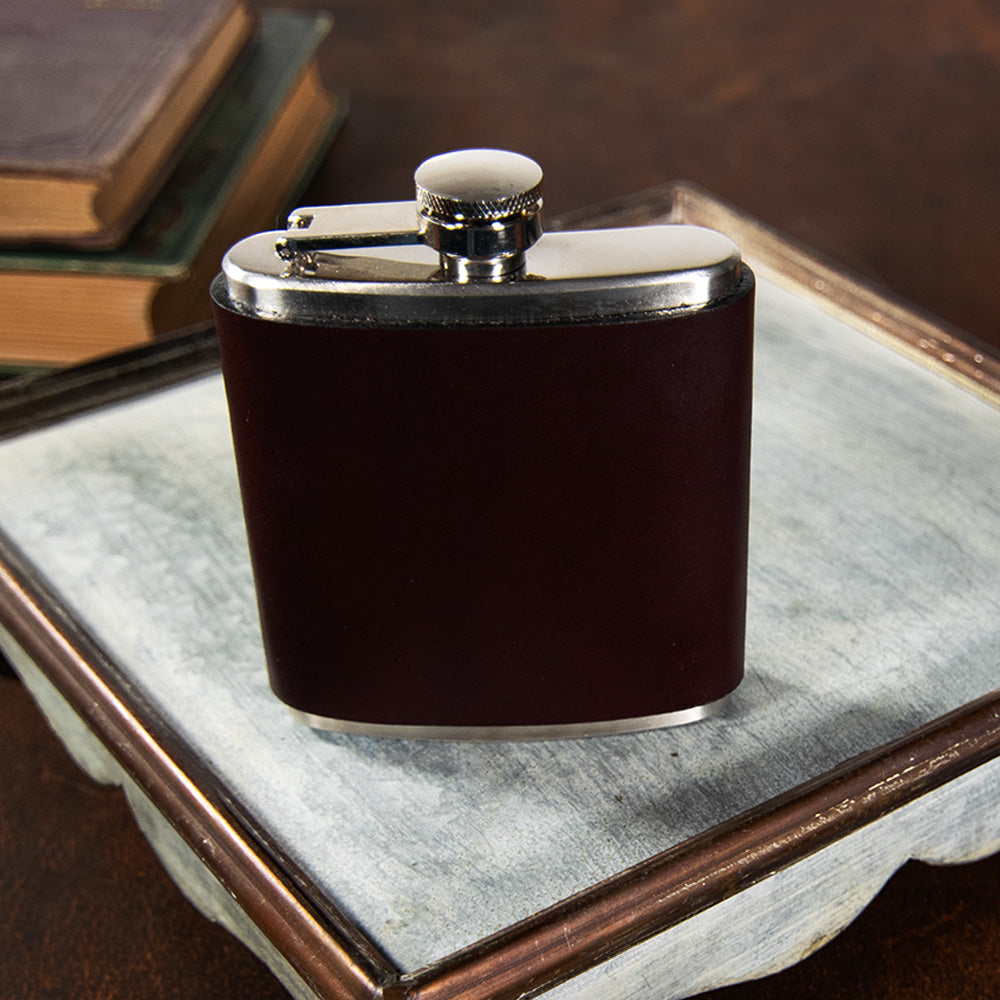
[210,149,754,739]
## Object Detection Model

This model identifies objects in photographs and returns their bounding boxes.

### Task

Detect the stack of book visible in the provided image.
[0,1,345,369]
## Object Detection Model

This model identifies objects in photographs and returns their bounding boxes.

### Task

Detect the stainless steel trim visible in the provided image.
[275,201,420,262]
[290,696,730,742]
[215,224,746,328]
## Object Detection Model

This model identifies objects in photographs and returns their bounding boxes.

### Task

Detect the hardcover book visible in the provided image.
[0,0,256,248]
[0,11,345,368]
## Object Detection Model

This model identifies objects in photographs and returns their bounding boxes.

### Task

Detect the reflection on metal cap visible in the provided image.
[415,149,544,281]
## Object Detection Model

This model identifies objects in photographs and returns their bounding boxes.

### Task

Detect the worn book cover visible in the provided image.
[0,0,255,247]
[0,11,345,367]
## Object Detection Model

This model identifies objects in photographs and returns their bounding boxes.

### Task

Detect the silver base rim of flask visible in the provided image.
[288,695,730,742]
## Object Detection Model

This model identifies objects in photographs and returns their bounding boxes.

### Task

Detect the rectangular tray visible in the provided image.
[1,187,999,1000]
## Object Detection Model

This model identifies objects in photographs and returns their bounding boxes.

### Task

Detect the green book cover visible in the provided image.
[0,11,345,279]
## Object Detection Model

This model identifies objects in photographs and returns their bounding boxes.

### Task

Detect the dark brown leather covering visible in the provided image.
[214,280,753,726]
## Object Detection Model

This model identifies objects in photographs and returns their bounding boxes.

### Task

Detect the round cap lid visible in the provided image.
[415,148,543,224]
[414,149,544,279]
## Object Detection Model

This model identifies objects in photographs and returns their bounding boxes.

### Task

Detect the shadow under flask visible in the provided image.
[210,149,755,740]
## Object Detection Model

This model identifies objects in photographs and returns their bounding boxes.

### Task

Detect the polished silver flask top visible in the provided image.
[216,148,747,328]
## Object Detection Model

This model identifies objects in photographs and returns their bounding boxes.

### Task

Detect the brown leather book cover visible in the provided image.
[0,12,344,367]
[0,0,255,248]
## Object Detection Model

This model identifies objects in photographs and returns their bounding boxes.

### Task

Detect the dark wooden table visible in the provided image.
[4,2,1000,996]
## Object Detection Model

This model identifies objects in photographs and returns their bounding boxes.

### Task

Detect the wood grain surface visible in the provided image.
[4,1,1000,997]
